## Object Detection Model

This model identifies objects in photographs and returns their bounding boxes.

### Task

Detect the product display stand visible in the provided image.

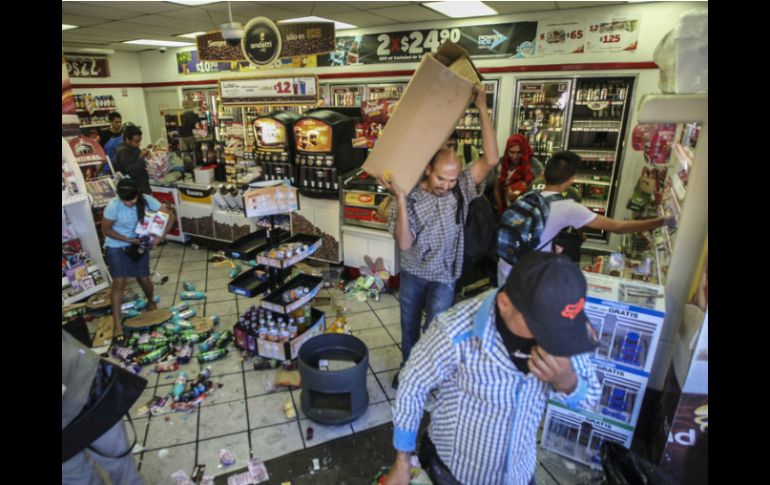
[230,188,326,361]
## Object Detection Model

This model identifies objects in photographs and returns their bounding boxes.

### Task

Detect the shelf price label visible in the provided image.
[585,16,640,53]
[535,20,586,55]
[218,75,319,106]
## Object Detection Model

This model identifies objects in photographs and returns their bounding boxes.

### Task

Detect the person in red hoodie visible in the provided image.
[494,134,544,214]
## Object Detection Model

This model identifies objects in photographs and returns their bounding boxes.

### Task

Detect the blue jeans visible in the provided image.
[399,271,455,365]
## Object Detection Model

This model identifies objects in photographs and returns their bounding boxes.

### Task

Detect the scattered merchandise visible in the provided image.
[220,448,236,467]
[283,400,296,419]
[179,290,207,300]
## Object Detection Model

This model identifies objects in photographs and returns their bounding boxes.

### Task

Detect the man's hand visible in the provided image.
[528,346,578,394]
[384,452,412,485]
[473,82,487,111]
[378,174,407,201]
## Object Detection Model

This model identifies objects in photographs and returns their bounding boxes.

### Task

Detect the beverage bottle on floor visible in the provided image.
[170,302,190,313]
[208,315,220,326]
[111,345,135,362]
[136,348,167,365]
[190,366,212,388]
[172,308,197,321]
[179,291,206,300]
[176,344,193,364]
[199,332,222,352]
[180,330,208,344]
[216,330,233,348]
[197,348,228,363]
[183,281,197,291]
[172,371,188,400]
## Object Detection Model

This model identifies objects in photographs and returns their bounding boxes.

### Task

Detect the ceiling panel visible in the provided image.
[62,14,107,27]
[488,2,559,15]
[72,1,188,14]
[369,5,446,23]
[250,2,318,15]
[308,2,361,15]
[360,2,419,9]
[168,7,231,23]
[226,5,311,22]
[128,14,213,30]
[328,10,402,28]
[555,1,627,10]
[61,3,146,20]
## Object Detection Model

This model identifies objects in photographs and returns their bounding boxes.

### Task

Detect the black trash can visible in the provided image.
[298,333,369,425]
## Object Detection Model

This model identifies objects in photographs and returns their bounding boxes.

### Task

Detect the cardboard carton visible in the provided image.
[243,181,299,218]
[362,41,482,192]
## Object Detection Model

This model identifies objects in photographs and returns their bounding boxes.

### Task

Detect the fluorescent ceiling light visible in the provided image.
[64,47,116,55]
[62,24,78,31]
[122,39,194,47]
[176,31,207,39]
[279,16,356,31]
[424,1,497,19]
[166,1,220,5]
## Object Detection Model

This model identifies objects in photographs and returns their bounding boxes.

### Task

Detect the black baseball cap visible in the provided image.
[503,252,598,357]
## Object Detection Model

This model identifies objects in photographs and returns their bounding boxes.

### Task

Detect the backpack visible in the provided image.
[497,190,563,265]
[449,184,497,262]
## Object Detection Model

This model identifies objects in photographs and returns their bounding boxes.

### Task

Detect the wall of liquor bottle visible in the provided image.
[513,80,572,160]
[73,93,118,128]
[566,77,635,241]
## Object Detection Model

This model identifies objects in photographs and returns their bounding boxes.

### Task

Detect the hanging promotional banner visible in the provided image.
[327,21,537,65]
[585,15,640,52]
[177,50,255,74]
[68,136,108,166]
[278,22,335,58]
[218,76,319,106]
[536,19,586,55]
[65,55,111,77]
[196,31,243,61]
[243,17,283,66]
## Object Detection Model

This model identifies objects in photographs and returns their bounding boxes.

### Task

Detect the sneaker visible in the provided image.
[392,371,399,389]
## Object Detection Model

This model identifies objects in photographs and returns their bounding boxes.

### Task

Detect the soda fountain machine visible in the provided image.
[254,111,301,185]
[293,110,365,199]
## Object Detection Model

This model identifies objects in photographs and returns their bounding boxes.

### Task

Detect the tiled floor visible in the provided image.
[89,241,597,484]
[89,242,405,483]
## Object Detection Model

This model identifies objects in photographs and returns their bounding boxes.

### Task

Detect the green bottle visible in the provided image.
[137,348,167,365]
[197,347,228,363]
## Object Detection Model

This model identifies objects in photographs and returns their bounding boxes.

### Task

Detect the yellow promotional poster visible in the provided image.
[294,119,332,153]
[254,118,287,148]
[344,192,376,207]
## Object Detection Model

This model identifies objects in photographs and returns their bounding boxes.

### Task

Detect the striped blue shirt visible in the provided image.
[392,289,601,485]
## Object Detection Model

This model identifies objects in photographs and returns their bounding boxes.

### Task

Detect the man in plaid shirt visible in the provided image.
[379,83,499,389]
[385,252,601,485]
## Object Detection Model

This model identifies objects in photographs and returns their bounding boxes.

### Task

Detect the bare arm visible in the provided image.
[470,83,499,186]
[102,218,140,245]
[378,175,415,251]
[384,452,412,485]
[585,215,664,234]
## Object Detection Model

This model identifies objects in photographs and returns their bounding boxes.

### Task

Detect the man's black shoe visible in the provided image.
[392,371,399,389]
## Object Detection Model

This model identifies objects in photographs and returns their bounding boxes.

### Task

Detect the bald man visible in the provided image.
[379,83,499,389]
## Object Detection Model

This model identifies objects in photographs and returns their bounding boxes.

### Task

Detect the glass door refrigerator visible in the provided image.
[566,76,635,241]
[512,79,574,163]
[456,79,500,156]
[329,84,366,107]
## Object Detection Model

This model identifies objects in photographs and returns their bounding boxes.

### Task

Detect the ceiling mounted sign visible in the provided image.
[242,17,282,66]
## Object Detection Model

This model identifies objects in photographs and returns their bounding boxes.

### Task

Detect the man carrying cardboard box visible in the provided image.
[379,83,498,389]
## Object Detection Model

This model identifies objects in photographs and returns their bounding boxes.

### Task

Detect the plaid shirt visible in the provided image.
[392,289,601,484]
[388,167,483,284]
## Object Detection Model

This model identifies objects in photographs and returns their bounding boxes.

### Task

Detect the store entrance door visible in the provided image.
[144,88,179,144]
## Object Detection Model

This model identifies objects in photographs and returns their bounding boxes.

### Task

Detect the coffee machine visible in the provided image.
[254,111,301,185]
[293,110,365,199]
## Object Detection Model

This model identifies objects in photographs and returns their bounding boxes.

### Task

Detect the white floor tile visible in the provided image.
[130,388,160,419]
[182,251,209,263]
[247,393,297,429]
[374,307,400,325]
[366,372,388,404]
[332,295,372,314]
[244,369,285,397]
[195,432,250,477]
[179,269,207,281]
[350,401,393,433]
[345,311,383,331]
[206,300,239,317]
[206,288,237,303]
[375,370,399,400]
[249,422,304,461]
[368,345,403,373]
[180,261,207,272]
[144,409,199,449]
[367,293,400,310]
[384,323,402,346]
[204,372,245,406]
[139,442,195,484]
[199,400,249,440]
[126,416,149,449]
[352,326,398,349]
[299,418,354,446]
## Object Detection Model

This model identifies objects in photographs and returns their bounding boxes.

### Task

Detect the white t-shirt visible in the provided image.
[536,191,597,252]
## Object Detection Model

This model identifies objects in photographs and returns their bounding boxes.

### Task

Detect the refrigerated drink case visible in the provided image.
[566,77,634,241]
[512,80,573,162]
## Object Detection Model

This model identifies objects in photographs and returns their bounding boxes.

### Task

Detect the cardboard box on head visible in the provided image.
[362,41,482,193]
